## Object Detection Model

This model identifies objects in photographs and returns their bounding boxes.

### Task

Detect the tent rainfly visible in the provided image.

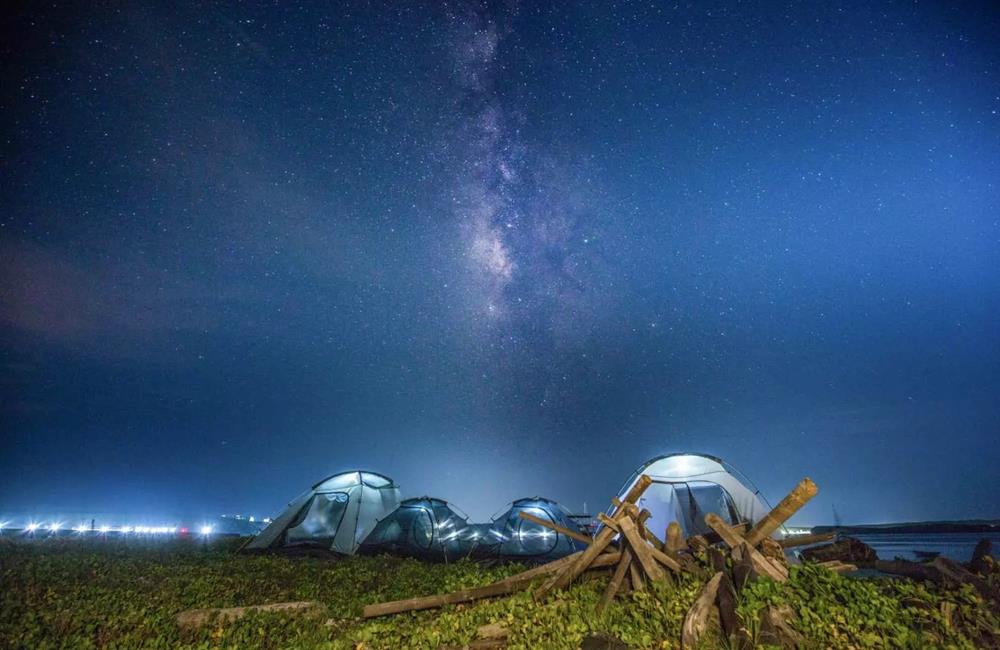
[358,497,479,561]
[244,471,400,555]
[482,497,589,562]
[611,453,773,540]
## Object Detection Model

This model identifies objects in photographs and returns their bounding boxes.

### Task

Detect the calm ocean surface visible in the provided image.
[848,532,999,562]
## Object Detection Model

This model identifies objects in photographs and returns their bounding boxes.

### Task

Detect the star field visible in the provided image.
[1,1,998,523]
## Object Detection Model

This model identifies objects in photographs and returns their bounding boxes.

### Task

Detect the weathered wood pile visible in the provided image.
[363,475,826,648]
[172,477,1000,649]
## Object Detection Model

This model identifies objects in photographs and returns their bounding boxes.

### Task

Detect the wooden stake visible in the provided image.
[535,475,653,598]
[731,544,758,590]
[588,551,623,569]
[704,521,747,547]
[715,573,742,645]
[707,546,726,573]
[629,560,645,592]
[703,513,745,549]
[736,541,788,583]
[648,544,682,573]
[518,511,593,545]
[596,513,619,532]
[636,508,664,549]
[598,548,632,613]
[666,522,685,552]
[744,478,818,547]
[687,535,709,553]
[618,516,666,582]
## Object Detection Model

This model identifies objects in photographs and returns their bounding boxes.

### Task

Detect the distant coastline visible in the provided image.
[812,519,1000,535]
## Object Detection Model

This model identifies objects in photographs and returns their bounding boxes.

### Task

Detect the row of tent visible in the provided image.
[242,453,774,562]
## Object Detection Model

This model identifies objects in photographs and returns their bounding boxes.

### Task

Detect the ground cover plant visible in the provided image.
[1,537,997,649]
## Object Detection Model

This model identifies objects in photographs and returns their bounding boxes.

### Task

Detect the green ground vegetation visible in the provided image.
[1,537,997,649]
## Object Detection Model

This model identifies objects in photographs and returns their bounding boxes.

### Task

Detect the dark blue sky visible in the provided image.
[2,1,998,525]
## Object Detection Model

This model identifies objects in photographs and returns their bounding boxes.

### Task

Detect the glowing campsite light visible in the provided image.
[48,522,62,532]
[99,525,110,534]
[26,522,40,532]
[74,524,88,533]
[200,525,213,535]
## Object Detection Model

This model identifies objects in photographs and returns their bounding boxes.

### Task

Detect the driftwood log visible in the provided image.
[777,532,835,548]
[817,560,858,573]
[363,550,623,618]
[176,601,326,630]
[800,537,877,563]
[681,572,722,649]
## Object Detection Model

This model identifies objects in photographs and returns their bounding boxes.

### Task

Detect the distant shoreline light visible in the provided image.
[0,514,270,537]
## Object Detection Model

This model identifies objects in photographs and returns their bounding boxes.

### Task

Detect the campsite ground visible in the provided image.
[1,536,997,649]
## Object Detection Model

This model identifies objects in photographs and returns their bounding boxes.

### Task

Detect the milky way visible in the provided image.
[1,1,998,522]
[447,3,615,346]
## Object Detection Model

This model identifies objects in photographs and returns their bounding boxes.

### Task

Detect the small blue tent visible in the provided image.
[480,497,588,562]
[358,497,482,561]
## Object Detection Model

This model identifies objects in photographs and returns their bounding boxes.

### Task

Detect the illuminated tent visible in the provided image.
[243,471,401,555]
[611,453,772,539]
[358,497,482,561]
[479,497,588,562]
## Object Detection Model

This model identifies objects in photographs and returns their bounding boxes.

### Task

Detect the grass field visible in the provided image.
[1,536,997,649]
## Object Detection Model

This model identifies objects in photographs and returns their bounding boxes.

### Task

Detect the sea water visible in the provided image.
[850,531,999,562]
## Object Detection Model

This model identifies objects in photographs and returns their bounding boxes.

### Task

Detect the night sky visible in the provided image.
[2,1,998,526]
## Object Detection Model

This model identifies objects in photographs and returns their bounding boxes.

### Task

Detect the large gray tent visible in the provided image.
[244,471,401,555]
[611,453,774,540]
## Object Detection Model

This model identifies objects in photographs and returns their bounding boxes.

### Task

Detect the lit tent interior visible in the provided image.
[476,497,590,562]
[243,471,401,554]
[244,453,773,559]
[610,452,774,540]
[357,497,480,561]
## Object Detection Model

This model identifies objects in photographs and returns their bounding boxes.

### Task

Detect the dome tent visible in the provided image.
[358,497,481,561]
[243,471,401,555]
[610,453,772,540]
[480,497,589,562]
